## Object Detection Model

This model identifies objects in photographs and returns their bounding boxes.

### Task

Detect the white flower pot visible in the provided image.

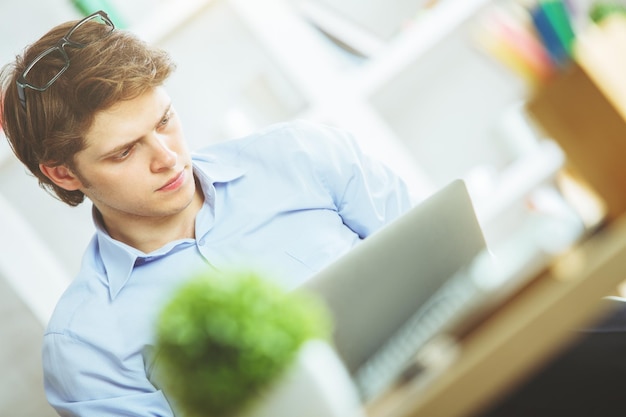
[243,340,366,417]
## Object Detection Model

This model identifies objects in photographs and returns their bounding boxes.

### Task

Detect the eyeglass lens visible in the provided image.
[21,49,69,90]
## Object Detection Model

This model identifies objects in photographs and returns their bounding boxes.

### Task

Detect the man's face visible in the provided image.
[71,86,197,224]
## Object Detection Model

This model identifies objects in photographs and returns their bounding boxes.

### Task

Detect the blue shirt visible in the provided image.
[42,120,413,416]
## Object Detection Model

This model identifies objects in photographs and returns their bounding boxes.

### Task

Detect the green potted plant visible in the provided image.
[154,269,364,417]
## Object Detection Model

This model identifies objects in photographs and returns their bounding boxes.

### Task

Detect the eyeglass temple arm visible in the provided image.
[16,83,27,110]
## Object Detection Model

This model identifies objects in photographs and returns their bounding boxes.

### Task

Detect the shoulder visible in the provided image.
[253,119,348,138]
[195,120,357,159]
[251,120,357,151]
[45,278,93,337]
[192,121,368,189]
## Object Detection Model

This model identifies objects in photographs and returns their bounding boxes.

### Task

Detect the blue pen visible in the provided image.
[530,2,570,68]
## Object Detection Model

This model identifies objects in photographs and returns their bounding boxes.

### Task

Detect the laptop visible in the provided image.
[297,179,488,400]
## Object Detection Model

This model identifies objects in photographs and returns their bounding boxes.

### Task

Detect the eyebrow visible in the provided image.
[100,138,141,160]
[99,103,172,159]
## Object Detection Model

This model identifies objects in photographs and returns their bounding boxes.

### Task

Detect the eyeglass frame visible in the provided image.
[16,10,115,109]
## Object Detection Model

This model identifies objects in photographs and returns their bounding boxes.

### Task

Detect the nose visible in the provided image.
[149,133,177,172]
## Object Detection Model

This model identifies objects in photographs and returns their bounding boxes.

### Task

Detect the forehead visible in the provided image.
[82,87,170,151]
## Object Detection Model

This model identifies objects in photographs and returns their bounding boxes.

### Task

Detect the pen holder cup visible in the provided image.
[526,62,626,223]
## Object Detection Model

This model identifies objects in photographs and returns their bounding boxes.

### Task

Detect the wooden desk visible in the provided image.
[366,215,626,417]
[366,17,626,417]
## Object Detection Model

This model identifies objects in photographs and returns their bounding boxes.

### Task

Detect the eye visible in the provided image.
[113,145,135,161]
[158,111,172,129]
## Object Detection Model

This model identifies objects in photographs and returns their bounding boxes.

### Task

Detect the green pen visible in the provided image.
[71,0,127,29]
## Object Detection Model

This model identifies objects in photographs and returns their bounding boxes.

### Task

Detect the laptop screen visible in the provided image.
[298,179,486,375]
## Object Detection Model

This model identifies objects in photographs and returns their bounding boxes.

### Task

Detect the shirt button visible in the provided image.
[198,239,206,246]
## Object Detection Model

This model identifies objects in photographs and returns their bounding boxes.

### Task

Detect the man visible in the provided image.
[0,11,413,416]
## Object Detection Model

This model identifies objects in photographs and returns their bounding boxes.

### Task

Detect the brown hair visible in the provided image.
[0,17,176,206]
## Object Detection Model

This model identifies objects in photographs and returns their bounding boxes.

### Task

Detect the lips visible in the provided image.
[158,170,185,192]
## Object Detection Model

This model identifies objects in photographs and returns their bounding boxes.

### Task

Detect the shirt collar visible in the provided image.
[94,154,245,300]
[191,150,245,185]
[93,211,142,299]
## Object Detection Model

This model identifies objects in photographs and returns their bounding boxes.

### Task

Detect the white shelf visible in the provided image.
[228,0,437,196]
[294,0,387,58]
[349,0,494,97]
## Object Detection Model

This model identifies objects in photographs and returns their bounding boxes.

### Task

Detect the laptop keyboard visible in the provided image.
[353,262,488,400]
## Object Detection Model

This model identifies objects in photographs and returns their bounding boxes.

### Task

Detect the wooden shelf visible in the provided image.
[527,17,626,222]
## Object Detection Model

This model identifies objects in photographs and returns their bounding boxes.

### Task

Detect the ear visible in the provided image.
[39,163,83,191]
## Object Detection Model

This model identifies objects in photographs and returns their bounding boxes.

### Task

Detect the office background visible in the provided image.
[0,0,597,415]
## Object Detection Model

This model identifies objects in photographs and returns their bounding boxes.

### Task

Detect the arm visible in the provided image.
[293,120,416,238]
[43,332,174,417]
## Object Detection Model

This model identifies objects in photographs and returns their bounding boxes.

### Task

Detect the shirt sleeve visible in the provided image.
[289,120,416,238]
[43,332,174,417]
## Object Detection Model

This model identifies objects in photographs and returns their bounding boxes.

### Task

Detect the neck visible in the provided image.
[98,186,205,254]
